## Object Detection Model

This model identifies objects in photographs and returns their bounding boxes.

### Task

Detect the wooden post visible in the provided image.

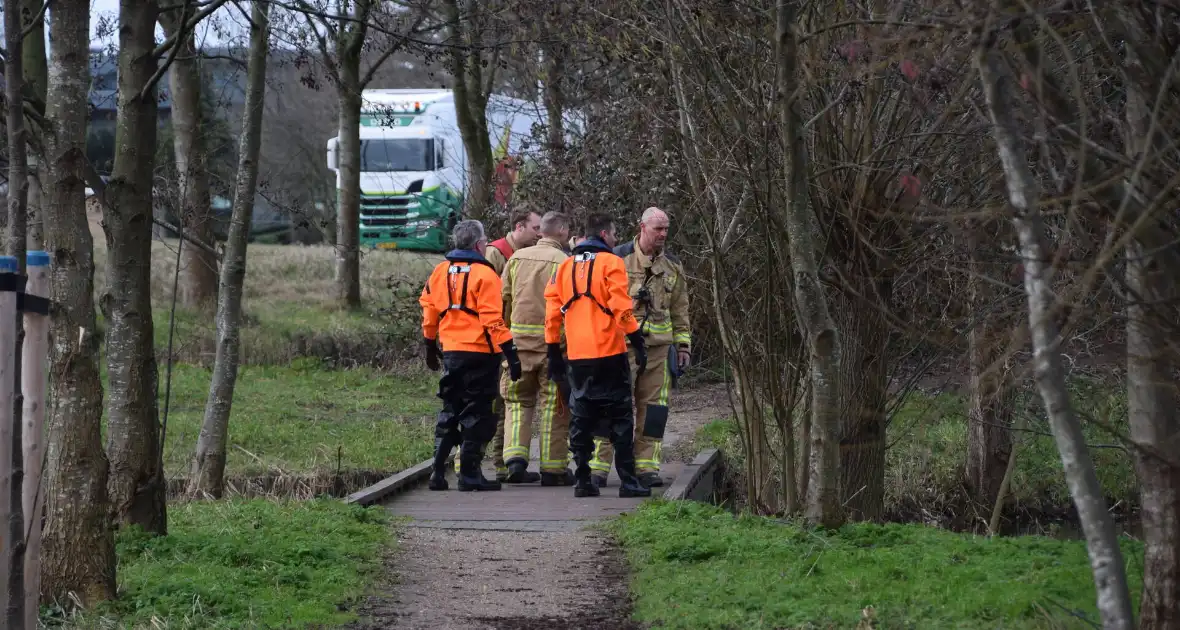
[0,255,20,615]
[20,250,48,625]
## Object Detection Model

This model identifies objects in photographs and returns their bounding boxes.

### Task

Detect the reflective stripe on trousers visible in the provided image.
[590,349,670,474]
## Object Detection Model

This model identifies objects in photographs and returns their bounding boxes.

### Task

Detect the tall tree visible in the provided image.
[298,0,424,308]
[975,26,1134,630]
[442,0,498,221]
[4,0,33,618]
[1121,17,1180,629]
[190,0,271,497]
[23,0,48,252]
[966,218,1016,508]
[776,0,842,528]
[160,1,220,310]
[40,0,118,607]
[103,0,168,535]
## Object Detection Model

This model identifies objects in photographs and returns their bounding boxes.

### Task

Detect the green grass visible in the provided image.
[154,360,437,479]
[50,499,393,629]
[610,500,1145,630]
[692,379,1138,515]
[886,381,1136,512]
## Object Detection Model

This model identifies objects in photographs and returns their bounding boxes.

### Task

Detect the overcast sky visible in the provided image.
[87,0,246,47]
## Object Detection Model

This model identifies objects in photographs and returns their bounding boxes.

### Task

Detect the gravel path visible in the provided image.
[343,381,730,630]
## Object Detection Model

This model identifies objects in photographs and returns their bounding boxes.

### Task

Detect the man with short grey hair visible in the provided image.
[452,219,486,250]
[420,218,522,492]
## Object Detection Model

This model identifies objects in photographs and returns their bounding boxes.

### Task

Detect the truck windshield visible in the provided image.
[360,138,435,172]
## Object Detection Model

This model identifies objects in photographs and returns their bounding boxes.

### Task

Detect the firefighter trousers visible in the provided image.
[435,351,501,447]
[500,359,570,474]
[591,345,670,475]
[454,397,506,476]
[566,352,642,483]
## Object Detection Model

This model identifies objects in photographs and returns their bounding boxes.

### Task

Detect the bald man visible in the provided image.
[589,207,692,489]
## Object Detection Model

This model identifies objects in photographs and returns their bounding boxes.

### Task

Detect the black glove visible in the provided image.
[500,340,522,381]
[627,331,647,375]
[546,343,567,383]
[423,337,440,371]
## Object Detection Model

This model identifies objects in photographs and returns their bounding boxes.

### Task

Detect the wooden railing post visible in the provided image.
[20,250,49,624]
[0,255,20,615]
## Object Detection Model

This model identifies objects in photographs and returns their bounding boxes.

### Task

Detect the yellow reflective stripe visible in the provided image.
[590,437,611,473]
[538,379,558,469]
[673,331,692,344]
[510,322,546,335]
[641,321,674,334]
[502,378,530,461]
[657,360,672,406]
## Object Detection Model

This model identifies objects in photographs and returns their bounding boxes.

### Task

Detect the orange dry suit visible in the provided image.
[543,237,650,497]
[419,248,521,492]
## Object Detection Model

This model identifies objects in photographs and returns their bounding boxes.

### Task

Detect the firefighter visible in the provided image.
[457,205,542,481]
[544,213,652,498]
[589,207,691,489]
[421,219,523,492]
[499,211,575,485]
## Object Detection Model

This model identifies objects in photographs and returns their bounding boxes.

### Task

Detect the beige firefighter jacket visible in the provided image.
[484,232,521,276]
[616,237,692,351]
[501,236,569,368]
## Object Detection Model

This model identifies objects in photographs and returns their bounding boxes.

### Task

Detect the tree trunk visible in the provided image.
[444,0,494,219]
[102,0,167,536]
[834,280,889,522]
[542,42,566,163]
[976,41,1134,630]
[965,225,1014,508]
[1125,240,1180,630]
[24,0,48,252]
[776,0,841,528]
[334,57,362,309]
[189,0,270,498]
[1123,41,1180,630]
[160,9,219,311]
[40,0,118,606]
[4,0,30,620]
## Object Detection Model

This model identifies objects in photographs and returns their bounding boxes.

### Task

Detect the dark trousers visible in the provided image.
[436,351,501,445]
[565,352,638,480]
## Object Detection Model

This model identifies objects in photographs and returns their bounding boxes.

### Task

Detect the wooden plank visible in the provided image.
[345,456,442,506]
[664,448,720,502]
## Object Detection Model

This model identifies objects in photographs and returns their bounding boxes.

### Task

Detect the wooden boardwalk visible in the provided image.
[381,448,681,532]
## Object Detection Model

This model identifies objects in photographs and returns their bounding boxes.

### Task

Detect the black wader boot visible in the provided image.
[569,420,600,497]
[612,422,651,498]
[457,440,502,491]
[428,434,458,491]
[573,448,600,498]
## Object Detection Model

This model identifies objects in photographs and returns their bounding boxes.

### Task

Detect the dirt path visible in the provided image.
[342,381,731,629]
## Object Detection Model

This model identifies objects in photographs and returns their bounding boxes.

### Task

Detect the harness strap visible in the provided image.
[439,263,494,351]
[560,252,613,316]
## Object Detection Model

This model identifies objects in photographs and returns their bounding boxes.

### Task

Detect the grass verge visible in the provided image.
[155,360,437,483]
[47,499,393,629]
[609,500,1144,630]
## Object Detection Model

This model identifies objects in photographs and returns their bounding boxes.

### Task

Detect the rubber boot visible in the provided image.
[504,459,541,484]
[640,472,664,488]
[457,441,502,491]
[541,469,575,487]
[568,450,594,497]
[428,435,457,491]
[615,452,651,499]
[591,474,608,488]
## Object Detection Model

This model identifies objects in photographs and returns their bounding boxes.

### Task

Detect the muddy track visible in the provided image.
[342,381,730,629]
